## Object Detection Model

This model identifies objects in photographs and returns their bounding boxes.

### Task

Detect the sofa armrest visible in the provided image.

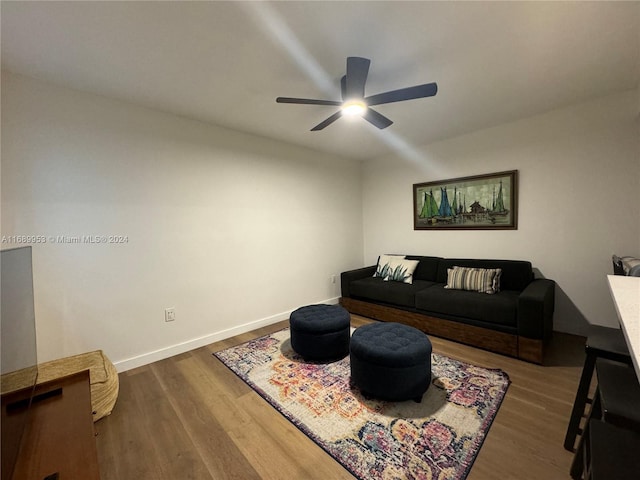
[517,279,555,340]
[341,266,376,298]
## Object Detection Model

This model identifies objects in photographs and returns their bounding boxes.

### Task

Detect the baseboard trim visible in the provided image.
[113,297,340,372]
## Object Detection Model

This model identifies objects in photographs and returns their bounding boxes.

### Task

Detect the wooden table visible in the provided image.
[607,275,640,381]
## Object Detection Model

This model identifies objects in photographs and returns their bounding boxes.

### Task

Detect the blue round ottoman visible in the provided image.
[350,322,432,402]
[289,304,351,361]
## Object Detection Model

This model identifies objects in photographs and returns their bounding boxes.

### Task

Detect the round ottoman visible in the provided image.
[289,304,351,361]
[350,322,432,402]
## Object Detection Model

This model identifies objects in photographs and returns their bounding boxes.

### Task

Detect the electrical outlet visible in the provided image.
[165,307,176,322]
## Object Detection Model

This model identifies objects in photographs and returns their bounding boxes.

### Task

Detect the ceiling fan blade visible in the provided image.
[363,108,393,129]
[340,75,347,101]
[365,82,438,106]
[311,111,342,131]
[345,57,370,99]
[276,97,342,106]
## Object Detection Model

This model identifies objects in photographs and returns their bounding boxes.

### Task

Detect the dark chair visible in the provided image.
[570,359,640,479]
[563,325,632,452]
[612,255,625,276]
[592,359,640,432]
[579,420,640,480]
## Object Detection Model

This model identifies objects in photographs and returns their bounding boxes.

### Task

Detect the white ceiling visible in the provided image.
[2,1,639,161]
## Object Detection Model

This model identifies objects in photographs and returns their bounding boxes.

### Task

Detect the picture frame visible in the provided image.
[413,170,518,230]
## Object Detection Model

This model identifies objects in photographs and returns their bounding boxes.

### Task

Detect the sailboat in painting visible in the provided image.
[489,180,509,218]
[418,187,454,224]
[438,187,453,219]
[419,190,439,219]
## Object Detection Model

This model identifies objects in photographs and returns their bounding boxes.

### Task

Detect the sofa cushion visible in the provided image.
[406,256,442,282]
[444,266,502,294]
[350,277,435,308]
[437,258,532,291]
[415,284,519,326]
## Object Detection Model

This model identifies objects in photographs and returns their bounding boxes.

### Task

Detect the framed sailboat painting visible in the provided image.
[413,170,518,230]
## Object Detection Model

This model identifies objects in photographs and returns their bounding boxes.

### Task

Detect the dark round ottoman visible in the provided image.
[350,322,432,402]
[289,304,351,361]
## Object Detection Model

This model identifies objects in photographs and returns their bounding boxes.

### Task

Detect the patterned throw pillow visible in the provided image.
[382,258,420,284]
[444,266,502,294]
[373,254,406,279]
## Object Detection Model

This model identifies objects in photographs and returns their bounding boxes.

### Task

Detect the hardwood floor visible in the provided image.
[95,315,586,479]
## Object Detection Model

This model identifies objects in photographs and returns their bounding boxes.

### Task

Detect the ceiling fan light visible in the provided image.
[341,100,367,116]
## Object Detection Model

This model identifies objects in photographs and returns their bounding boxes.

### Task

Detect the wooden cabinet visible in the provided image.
[2,370,100,480]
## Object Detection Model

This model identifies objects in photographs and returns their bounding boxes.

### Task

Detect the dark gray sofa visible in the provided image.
[340,255,555,363]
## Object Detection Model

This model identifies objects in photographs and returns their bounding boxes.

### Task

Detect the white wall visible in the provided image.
[1,72,364,370]
[3,72,637,368]
[362,90,640,335]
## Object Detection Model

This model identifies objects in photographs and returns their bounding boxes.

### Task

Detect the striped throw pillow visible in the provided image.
[444,266,502,294]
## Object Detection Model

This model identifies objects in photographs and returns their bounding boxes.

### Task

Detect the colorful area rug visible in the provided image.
[214,328,510,480]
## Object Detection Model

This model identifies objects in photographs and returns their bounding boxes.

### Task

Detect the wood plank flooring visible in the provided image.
[95,315,587,479]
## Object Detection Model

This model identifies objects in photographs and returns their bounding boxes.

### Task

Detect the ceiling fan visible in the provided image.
[276,56,437,131]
